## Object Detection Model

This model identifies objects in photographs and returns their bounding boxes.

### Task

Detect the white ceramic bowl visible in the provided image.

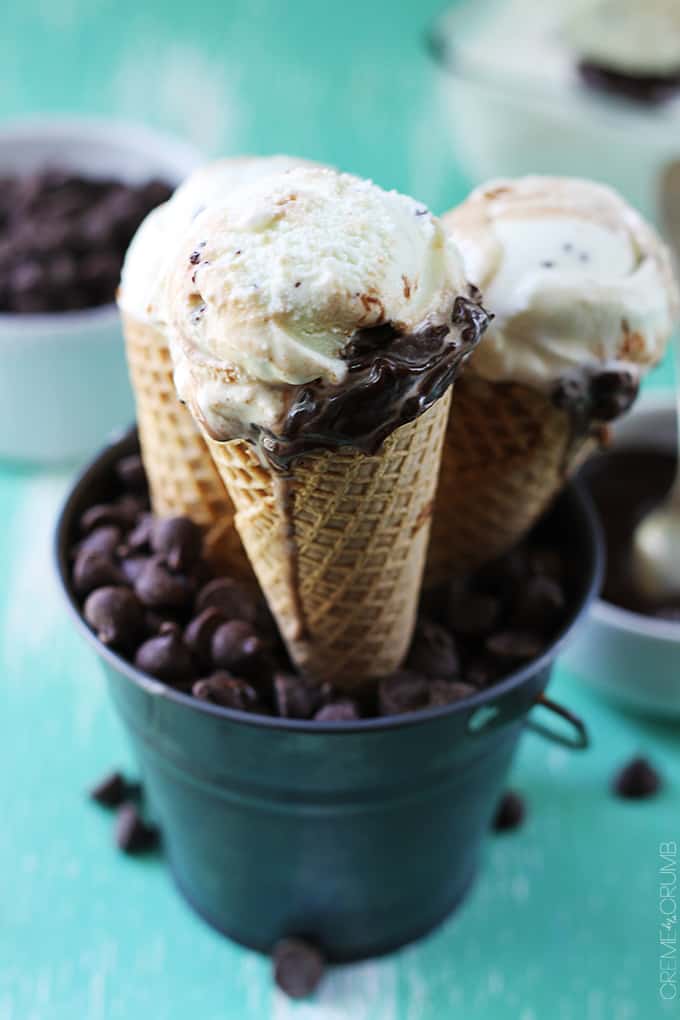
[430,1,680,224]
[561,393,680,718]
[0,117,200,464]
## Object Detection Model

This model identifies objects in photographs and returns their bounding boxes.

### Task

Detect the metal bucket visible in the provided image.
[55,429,602,962]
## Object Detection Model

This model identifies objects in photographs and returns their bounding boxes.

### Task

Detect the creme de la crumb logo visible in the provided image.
[659,841,678,1001]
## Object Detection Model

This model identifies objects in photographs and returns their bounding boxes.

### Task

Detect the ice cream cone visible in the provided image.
[122,312,252,580]
[203,392,451,690]
[426,374,596,585]
[428,175,680,585]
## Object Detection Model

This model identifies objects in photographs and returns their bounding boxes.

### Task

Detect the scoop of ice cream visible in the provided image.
[118,155,322,323]
[443,176,679,392]
[565,0,680,77]
[167,167,479,447]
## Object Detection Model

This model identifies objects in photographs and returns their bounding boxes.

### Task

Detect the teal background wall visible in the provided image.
[0,0,469,210]
[0,2,678,1018]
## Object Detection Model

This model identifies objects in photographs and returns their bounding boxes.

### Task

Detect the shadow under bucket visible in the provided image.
[55,429,602,962]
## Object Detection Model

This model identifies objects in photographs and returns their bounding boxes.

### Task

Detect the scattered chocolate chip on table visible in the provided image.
[612,757,662,800]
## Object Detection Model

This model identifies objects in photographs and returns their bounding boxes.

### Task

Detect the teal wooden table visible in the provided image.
[0,2,678,1017]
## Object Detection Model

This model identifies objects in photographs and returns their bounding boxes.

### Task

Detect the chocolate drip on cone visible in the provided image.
[258,295,490,472]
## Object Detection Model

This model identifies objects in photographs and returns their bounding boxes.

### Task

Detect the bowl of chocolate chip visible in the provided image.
[0,117,199,463]
[429,0,680,223]
[563,393,680,718]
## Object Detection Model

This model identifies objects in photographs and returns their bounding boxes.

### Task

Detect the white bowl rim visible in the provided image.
[589,388,680,646]
[591,597,680,644]
[0,114,200,335]
[0,114,201,165]
[0,301,121,335]
[428,6,680,142]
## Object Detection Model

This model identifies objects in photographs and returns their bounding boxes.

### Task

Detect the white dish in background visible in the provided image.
[0,117,200,465]
[561,393,680,719]
[430,0,680,224]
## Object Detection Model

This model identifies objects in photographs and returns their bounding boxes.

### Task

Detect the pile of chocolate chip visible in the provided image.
[0,170,171,313]
[68,448,572,720]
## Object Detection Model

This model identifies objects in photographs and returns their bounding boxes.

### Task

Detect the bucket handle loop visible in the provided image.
[525,694,589,751]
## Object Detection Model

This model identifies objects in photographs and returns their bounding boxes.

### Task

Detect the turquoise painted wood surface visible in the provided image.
[0,2,678,1018]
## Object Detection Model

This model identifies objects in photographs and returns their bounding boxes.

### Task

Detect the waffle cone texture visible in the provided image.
[203,392,452,691]
[426,374,596,584]
[122,313,252,580]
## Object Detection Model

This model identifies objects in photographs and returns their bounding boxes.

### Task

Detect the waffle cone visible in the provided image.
[202,392,452,691]
[122,313,252,580]
[426,374,596,584]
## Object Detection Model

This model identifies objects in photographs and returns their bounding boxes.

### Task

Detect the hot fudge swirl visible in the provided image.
[443,175,679,412]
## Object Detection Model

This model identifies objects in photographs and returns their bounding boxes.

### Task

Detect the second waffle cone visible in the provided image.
[203,392,452,691]
[122,313,252,580]
[426,374,596,585]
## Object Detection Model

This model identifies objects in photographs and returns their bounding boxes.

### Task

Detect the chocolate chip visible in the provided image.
[119,556,149,584]
[151,516,203,572]
[448,591,501,637]
[590,369,639,422]
[313,699,361,722]
[428,680,477,707]
[134,556,193,609]
[192,671,259,711]
[485,630,545,663]
[80,500,139,534]
[512,576,566,633]
[138,179,173,209]
[73,549,125,596]
[406,618,459,677]
[80,503,126,533]
[122,514,154,554]
[196,577,257,623]
[492,791,526,832]
[89,770,129,808]
[84,586,144,649]
[553,375,588,415]
[612,757,661,799]
[11,260,43,293]
[48,253,76,288]
[184,607,227,667]
[273,673,323,719]
[378,671,430,715]
[211,620,263,674]
[463,656,502,688]
[134,626,194,686]
[115,802,159,854]
[272,938,326,1000]
[115,454,147,491]
[77,524,121,559]
[114,494,148,526]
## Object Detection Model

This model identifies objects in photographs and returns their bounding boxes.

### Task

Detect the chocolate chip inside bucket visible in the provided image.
[68,445,575,719]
